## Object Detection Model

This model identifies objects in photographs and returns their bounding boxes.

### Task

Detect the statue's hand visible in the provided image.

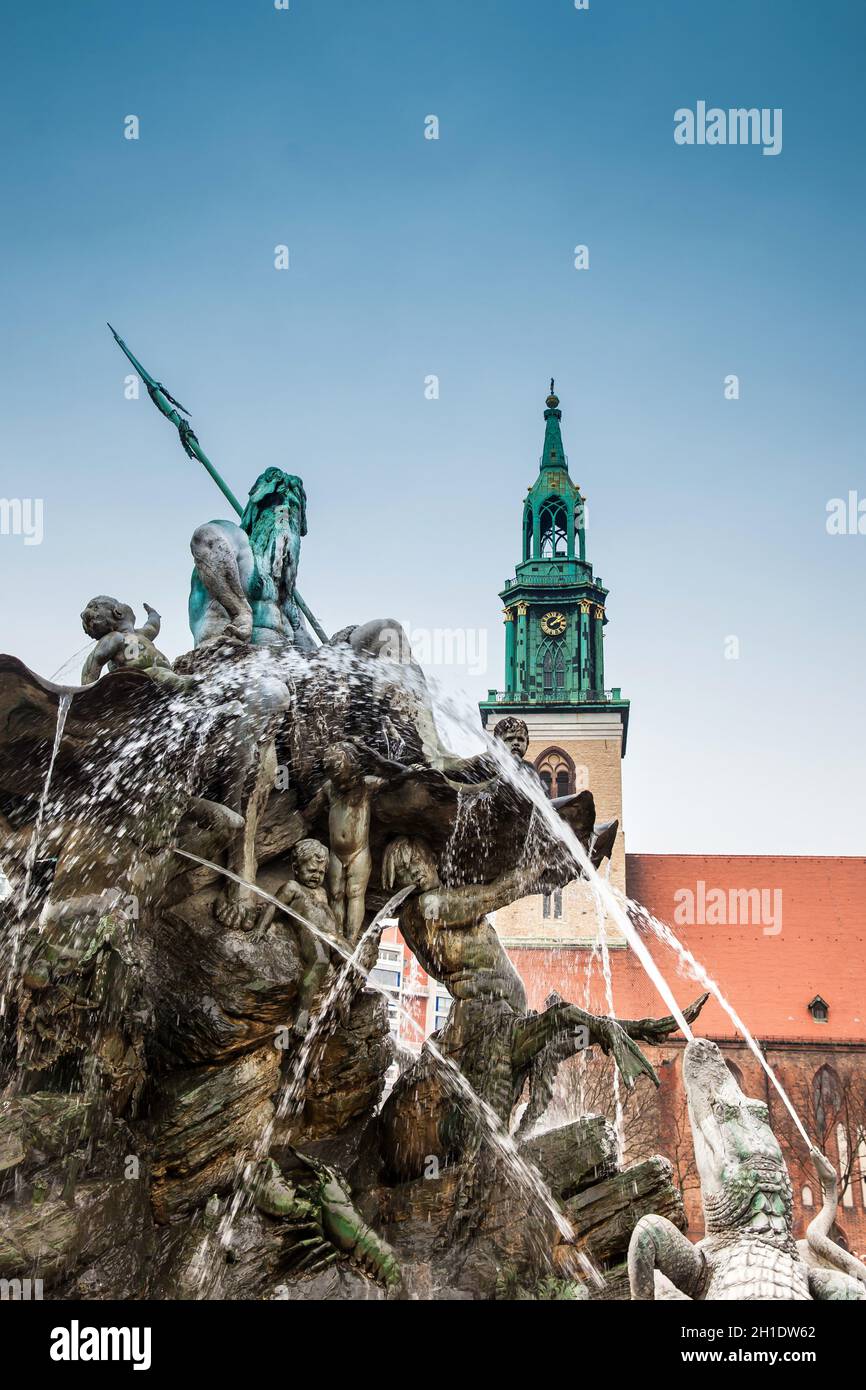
[594,1017,659,1089]
[618,993,709,1044]
[224,608,254,642]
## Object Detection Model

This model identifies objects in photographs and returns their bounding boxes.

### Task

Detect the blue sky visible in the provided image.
[1,0,864,853]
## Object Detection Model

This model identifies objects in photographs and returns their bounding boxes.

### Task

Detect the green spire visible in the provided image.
[540,378,566,472]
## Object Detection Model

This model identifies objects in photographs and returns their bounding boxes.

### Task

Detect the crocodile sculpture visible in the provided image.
[628,1037,866,1301]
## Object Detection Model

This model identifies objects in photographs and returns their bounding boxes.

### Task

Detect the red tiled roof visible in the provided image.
[512,855,866,1044]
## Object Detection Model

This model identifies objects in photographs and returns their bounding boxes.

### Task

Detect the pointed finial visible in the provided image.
[545,377,560,410]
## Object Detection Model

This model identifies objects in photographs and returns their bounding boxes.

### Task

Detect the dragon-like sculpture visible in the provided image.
[628,1038,866,1301]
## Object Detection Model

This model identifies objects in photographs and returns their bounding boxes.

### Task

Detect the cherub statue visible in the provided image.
[255,838,336,1036]
[80,596,175,686]
[304,743,391,944]
[491,714,533,763]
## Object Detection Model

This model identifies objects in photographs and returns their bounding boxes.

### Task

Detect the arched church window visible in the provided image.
[801,1185,814,1208]
[535,747,576,798]
[539,500,568,558]
[812,1065,843,1137]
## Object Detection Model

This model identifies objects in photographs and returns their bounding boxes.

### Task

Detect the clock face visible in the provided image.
[541,610,567,637]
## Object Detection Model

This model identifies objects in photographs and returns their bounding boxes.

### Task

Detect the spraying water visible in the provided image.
[616,888,814,1151]
[1,693,73,1018]
[474,728,815,1150]
[484,738,695,1040]
[18,692,72,914]
[592,880,624,1158]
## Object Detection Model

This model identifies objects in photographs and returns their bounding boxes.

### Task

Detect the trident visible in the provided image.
[107,323,328,644]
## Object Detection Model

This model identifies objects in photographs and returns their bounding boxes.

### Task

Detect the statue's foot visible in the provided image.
[215,895,259,931]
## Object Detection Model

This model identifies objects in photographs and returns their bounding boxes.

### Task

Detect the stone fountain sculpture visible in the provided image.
[1,415,710,1299]
[628,1038,866,1301]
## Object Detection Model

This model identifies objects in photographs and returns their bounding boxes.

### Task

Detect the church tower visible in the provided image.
[480,383,630,944]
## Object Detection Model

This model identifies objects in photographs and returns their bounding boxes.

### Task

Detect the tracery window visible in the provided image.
[540,643,566,695]
[539,500,568,558]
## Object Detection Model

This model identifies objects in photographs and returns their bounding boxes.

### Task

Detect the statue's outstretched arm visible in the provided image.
[351,741,412,780]
[139,603,162,640]
[512,1002,659,1088]
[431,864,538,923]
[255,880,296,934]
[616,992,709,1043]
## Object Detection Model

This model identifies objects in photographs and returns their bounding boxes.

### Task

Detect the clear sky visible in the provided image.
[1,0,864,855]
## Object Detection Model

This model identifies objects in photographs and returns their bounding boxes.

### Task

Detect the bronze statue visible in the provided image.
[80,596,173,684]
[256,838,336,1036]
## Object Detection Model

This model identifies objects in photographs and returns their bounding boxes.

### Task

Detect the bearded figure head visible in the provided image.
[240,470,308,596]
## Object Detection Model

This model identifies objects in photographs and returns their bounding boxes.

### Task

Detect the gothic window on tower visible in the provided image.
[539,500,568,558]
[540,643,566,695]
[535,746,576,798]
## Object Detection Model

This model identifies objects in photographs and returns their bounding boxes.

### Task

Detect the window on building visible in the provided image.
[812,1064,842,1136]
[808,995,829,1023]
[370,966,401,991]
[542,889,563,919]
[540,643,565,694]
[535,747,576,797]
[433,991,451,1031]
[801,1185,814,1208]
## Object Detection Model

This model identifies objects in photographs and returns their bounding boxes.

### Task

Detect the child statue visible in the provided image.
[303,743,389,945]
[255,838,336,1037]
[80,596,176,686]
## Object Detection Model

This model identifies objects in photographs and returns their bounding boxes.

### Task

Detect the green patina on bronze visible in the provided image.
[107,324,327,644]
